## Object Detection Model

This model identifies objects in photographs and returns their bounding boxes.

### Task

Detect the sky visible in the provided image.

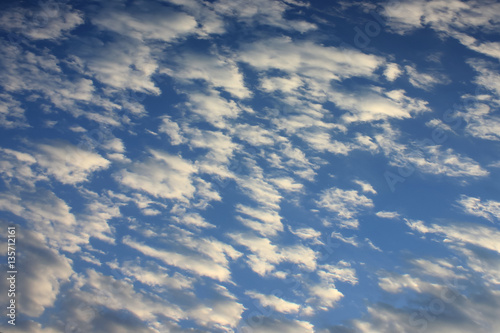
[0,0,500,332]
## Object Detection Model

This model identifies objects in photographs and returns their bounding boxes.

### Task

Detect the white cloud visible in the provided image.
[0,41,121,123]
[269,176,303,192]
[405,146,488,177]
[318,261,358,285]
[0,189,86,253]
[455,246,500,286]
[0,223,73,317]
[330,87,430,123]
[0,93,27,128]
[405,218,500,254]
[353,179,377,194]
[457,195,500,222]
[306,283,344,309]
[116,149,197,202]
[317,187,374,228]
[242,317,314,333]
[246,291,301,314]
[381,0,500,61]
[77,37,161,95]
[107,258,194,290]
[239,37,384,81]
[0,148,46,187]
[410,258,458,280]
[159,116,186,145]
[376,125,489,178]
[184,127,240,164]
[0,3,84,40]
[123,233,241,282]
[260,73,304,94]
[213,0,316,33]
[229,232,317,276]
[74,269,184,322]
[171,210,216,229]
[384,63,402,81]
[184,88,243,128]
[330,232,359,247]
[35,142,110,184]
[426,118,456,134]
[232,124,277,146]
[163,52,251,99]
[365,238,382,252]
[404,64,449,90]
[236,204,283,236]
[91,2,197,42]
[458,59,500,141]
[376,211,400,219]
[378,273,444,295]
[298,130,354,155]
[236,175,283,209]
[289,227,322,244]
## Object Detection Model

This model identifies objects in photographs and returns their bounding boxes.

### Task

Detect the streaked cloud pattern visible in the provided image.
[0,0,499,332]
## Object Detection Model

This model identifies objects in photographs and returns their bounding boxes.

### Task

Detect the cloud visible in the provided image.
[0,189,85,253]
[0,222,73,317]
[317,187,374,228]
[239,37,384,81]
[289,227,322,244]
[107,258,194,290]
[241,316,314,333]
[74,269,184,322]
[376,125,488,178]
[0,40,120,123]
[232,124,277,146]
[381,0,500,61]
[457,195,500,222]
[76,37,161,95]
[404,64,449,90]
[91,1,197,42]
[0,186,120,253]
[458,59,500,141]
[213,0,316,32]
[236,174,283,209]
[171,209,216,229]
[0,2,84,40]
[410,258,459,280]
[306,283,344,309]
[330,232,359,247]
[269,176,304,192]
[184,127,240,164]
[229,232,317,276]
[246,291,301,314]
[405,218,500,254]
[162,51,251,99]
[330,87,430,123]
[184,88,243,128]
[0,93,27,128]
[35,142,110,184]
[122,232,241,282]
[159,116,186,145]
[318,261,358,285]
[236,204,283,236]
[298,130,354,155]
[0,148,47,187]
[375,211,400,219]
[353,179,377,194]
[378,273,445,295]
[384,63,402,81]
[116,149,197,202]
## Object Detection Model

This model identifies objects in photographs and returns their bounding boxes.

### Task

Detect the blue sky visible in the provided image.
[0,0,500,332]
